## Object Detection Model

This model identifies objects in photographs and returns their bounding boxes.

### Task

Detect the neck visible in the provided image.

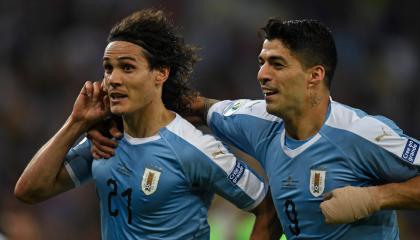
[283,93,330,140]
[123,100,175,138]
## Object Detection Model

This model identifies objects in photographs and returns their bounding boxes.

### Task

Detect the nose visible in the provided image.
[105,71,122,89]
[257,63,271,86]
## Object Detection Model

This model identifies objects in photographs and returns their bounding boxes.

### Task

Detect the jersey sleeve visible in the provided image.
[64,138,94,186]
[326,104,420,182]
[353,116,419,182]
[207,99,282,158]
[168,126,268,211]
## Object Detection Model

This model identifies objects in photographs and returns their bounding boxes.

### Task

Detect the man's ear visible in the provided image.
[155,66,170,85]
[307,65,325,89]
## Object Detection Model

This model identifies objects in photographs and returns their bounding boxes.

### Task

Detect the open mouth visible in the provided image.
[262,89,277,97]
[109,92,128,100]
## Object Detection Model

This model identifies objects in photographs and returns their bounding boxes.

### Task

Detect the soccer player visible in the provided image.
[90,18,420,239]
[14,10,281,240]
[196,19,420,239]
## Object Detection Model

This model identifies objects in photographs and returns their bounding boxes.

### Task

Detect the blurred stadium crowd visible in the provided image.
[1,0,419,239]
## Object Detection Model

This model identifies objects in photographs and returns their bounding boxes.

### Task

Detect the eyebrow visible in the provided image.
[268,55,286,62]
[259,54,287,63]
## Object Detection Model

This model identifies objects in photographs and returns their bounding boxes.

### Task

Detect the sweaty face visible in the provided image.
[103,41,161,116]
[257,39,309,117]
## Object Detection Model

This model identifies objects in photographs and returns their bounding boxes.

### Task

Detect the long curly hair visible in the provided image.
[108,9,199,115]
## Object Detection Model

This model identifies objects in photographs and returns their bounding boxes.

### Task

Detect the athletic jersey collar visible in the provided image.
[123,113,179,145]
[280,97,332,158]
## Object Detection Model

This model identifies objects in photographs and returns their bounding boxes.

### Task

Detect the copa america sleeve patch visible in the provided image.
[228,160,246,184]
[402,139,419,163]
[222,99,247,116]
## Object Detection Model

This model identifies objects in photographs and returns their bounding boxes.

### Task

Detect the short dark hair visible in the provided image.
[107,9,199,114]
[261,18,337,89]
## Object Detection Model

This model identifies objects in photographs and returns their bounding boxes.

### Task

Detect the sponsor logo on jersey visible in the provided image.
[228,160,245,184]
[402,139,419,163]
[247,101,261,112]
[141,168,161,195]
[117,162,132,176]
[222,100,247,116]
[281,176,298,190]
[212,143,225,158]
[309,169,326,197]
[375,127,391,142]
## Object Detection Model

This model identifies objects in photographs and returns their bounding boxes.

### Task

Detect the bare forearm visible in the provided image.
[201,97,219,123]
[377,175,420,210]
[190,96,220,124]
[250,214,282,240]
[250,191,283,239]
[15,117,87,203]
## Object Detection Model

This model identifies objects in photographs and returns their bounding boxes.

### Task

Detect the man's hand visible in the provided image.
[320,186,381,224]
[87,116,123,159]
[70,81,110,130]
[184,96,219,125]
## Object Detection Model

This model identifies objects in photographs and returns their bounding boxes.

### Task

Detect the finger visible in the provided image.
[99,81,108,97]
[102,76,109,92]
[109,119,123,139]
[92,151,100,159]
[87,129,118,148]
[92,144,111,159]
[320,201,336,224]
[91,138,115,156]
[103,95,110,114]
[84,81,93,98]
[320,203,330,223]
[322,192,333,200]
[92,81,101,103]
[101,78,106,91]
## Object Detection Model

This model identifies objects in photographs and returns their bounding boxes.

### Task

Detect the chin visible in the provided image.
[265,103,275,113]
[265,104,281,117]
[266,107,275,115]
[110,106,125,115]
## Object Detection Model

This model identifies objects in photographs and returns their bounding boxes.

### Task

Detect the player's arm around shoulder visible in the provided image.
[186,96,220,125]
[15,81,108,204]
[173,125,282,238]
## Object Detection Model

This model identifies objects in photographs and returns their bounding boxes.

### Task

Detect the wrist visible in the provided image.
[67,115,91,134]
[367,185,382,211]
[202,98,219,123]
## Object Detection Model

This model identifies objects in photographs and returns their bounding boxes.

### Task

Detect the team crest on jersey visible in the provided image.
[222,100,247,116]
[309,169,326,197]
[141,168,161,195]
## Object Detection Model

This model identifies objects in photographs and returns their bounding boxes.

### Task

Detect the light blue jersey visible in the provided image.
[208,99,420,240]
[65,114,267,240]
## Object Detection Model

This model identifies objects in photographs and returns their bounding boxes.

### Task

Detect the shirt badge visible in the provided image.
[309,169,326,197]
[402,139,419,163]
[141,168,161,195]
[222,100,247,116]
[212,143,226,158]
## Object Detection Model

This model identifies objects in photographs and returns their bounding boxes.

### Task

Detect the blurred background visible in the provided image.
[1,0,419,239]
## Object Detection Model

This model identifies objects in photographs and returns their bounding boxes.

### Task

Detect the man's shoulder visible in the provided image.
[325,100,404,148]
[163,114,228,158]
[328,101,400,131]
[210,99,281,123]
[164,113,208,146]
